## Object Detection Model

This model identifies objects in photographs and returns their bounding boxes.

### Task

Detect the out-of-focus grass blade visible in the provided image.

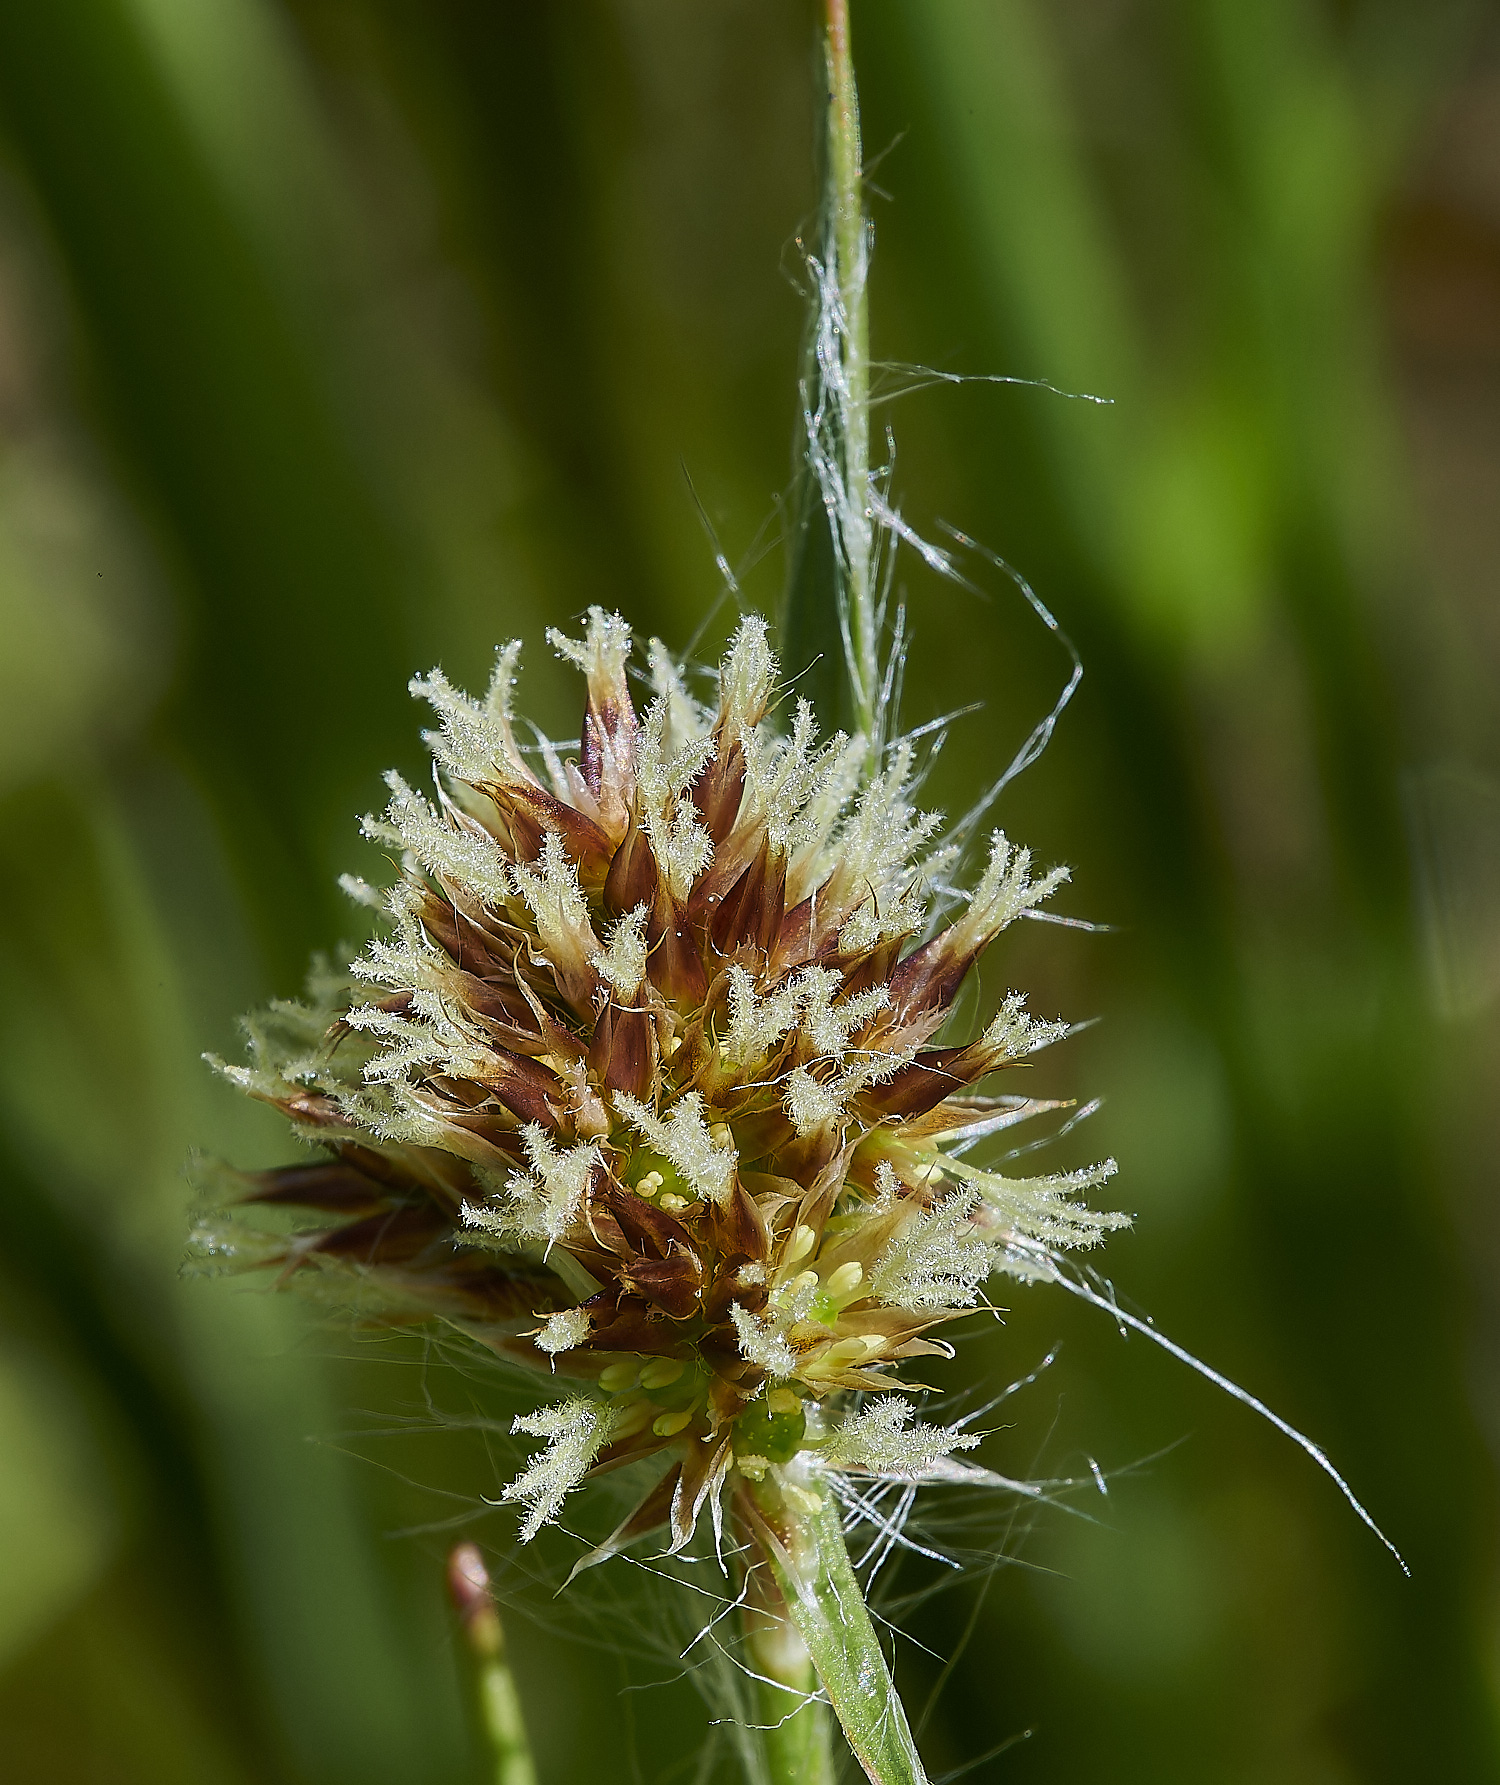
[0,0,415,971]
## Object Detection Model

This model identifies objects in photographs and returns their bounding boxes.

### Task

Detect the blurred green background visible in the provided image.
[1,1,1498,1779]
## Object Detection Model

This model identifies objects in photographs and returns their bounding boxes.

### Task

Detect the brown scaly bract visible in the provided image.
[196,609,1125,1561]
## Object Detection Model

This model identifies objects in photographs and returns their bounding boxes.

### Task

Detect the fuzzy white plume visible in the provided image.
[504,1398,616,1541]
[871,1189,993,1309]
[614,1090,736,1206]
[824,1394,979,1480]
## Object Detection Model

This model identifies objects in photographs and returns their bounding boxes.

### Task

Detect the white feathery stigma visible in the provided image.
[504,1398,616,1542]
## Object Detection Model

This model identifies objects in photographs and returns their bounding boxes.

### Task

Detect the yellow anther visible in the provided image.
[822,1337,872,1366]
[736,1453,770,1481]
[653,1407,693,1437]
[633,1171,664,1198]
[767,1387,800,1417]
[785,1224,817,1265]
[598,1359,639,1393]
[709,1122,734,1148]
[611,1400,654,1439]
[792,1269,820,1295]
[639,1357,685,1389]
[824,1261,865,1299]
[659,1192,689,1213]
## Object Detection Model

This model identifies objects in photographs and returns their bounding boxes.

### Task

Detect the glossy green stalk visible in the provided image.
[784,0,876,742]
[744,1553,837,1785]
[751,1470,929,1785]
[823,0,875,738]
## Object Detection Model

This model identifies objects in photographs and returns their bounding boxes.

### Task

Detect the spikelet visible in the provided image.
[198,616,1123,1552]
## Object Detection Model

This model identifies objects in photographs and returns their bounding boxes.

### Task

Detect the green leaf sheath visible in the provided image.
[744,1559,837,1785]
[760,1480,930,1785]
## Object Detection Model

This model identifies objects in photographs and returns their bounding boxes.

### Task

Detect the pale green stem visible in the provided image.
[473,1638,537,1785]
[824,0,876,740]
[449,1546,538,1785]
[752,1470,930,1785]
[743,1558,838,1785]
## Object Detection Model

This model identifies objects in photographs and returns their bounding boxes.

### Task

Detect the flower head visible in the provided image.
[197,609,1125,1552]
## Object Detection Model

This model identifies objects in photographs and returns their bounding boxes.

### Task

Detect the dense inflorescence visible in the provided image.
[195,609,1124,1562]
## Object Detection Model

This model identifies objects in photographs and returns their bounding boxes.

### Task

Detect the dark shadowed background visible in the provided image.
[1,2,1499,1780]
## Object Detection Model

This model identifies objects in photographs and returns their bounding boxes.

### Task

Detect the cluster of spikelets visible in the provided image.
[194,609,1125,1563]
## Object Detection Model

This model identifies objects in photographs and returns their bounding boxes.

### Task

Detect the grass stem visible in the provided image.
[744,1559,837,1785]
[823,0,876,740]
[449,1544,538,1785]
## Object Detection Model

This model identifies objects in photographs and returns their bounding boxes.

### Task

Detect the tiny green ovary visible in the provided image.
[732,1395,807,1465]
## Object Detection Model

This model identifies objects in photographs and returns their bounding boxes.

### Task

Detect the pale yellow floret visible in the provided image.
[785,1224,817,1266]
[823,1261,864,1299]
[608,1397,654,1440]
